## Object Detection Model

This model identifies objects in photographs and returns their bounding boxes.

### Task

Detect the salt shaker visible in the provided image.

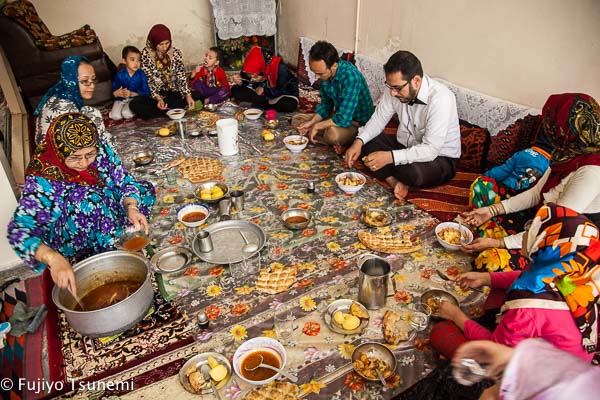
[197,311,209,330]
[306,181,315,193]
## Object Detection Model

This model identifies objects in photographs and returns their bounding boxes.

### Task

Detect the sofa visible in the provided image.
[293,37,541,221]
[0,0,116,113]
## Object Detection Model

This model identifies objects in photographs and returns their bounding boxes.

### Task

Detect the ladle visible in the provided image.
[239,230,258,254]
[69,287,86,311]
[243,354,298,382]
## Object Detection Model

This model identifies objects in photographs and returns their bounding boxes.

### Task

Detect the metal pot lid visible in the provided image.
[150,246,193,273]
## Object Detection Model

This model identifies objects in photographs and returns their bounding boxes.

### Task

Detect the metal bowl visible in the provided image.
[179,352,232,394]
[194,181,229,204]
[132,150,154,166]
[281,208,312,230]
[264,119,280,129]
[204,103,218,112]
[420,289,459,318]
[362,208,392,227]
[351,342,397,381]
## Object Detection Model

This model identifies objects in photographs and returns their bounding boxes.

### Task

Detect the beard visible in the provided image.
[394,83,418,103]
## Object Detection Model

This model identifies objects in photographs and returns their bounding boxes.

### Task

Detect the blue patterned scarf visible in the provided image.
[34,56,87,116]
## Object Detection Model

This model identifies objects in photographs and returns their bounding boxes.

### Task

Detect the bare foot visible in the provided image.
[393,181,409,200]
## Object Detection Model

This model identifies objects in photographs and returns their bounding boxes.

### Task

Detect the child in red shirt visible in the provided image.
[189,46,230,105]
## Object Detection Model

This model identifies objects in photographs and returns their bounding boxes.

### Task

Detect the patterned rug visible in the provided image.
[43,271,194,398]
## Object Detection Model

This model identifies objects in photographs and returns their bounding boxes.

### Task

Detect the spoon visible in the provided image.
[375,368,388,386]
[457,216,468,244]
[69,287,86,311]
[243,354,298,382]
[200,363,223,400]
[435,270,484,293]
[239,230,258,254]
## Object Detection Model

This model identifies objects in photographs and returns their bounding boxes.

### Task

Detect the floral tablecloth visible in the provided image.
[109,105,483,399]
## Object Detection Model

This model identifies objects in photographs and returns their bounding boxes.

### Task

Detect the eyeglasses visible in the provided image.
[78,78,97,86]
[65,150,98,163]
[384,80,410,92]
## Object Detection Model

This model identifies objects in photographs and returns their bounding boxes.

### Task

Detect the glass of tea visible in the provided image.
[274,313,297,345]
[268,238,286,261]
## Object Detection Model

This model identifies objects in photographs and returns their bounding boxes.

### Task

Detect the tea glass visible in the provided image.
[409,302,432,331]
[274,313,297,344]
[268,237,286,261]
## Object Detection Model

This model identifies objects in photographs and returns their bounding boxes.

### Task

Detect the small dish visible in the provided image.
[283,135,308,153]
[435,221,473,251]
[150,246,193,273]
[232,337,287,386]
[179,352,232,395]
[335,172,366,194]
[167,108,186,120]
[243,108,263,120]
[324,299,369,335]
[132,149,154,166]
[351,342,397,381]
[420,289,459,318]
[204,103,218,112]
[362,208,392,227]
[281,208,312,230]
[116,229,149,252]
[177,204,210,227]
[195,181,229,204]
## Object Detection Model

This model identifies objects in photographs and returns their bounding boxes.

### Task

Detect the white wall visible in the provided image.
[32,0,215,67]
[278,0,600,109]
[29,0,600,109]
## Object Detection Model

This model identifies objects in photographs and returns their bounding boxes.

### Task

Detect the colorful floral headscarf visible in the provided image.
[540,93,600,193]
[26,113,102,186]
[510,203,600,358]
[34,56,88,116]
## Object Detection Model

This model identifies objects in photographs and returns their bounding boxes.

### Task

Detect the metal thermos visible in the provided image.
[357,254,391,310]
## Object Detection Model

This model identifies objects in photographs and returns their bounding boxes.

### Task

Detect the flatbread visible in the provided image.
[177,157,223,183]
[358,230,422,254]
[255,265,297,294]
[244,382,299,400]
[382,309,411,345]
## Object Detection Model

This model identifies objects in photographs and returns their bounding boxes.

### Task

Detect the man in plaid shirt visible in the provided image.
[292,41,374,150]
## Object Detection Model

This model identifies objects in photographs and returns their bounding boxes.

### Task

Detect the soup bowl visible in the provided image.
[233,337,287,386]
[177,203,210,227]
[51,250,153,337]
[281,208,312,230]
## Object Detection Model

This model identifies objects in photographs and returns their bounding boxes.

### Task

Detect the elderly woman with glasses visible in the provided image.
[129,24,198,119]
[34,56,112,147]
[7,113,155,295]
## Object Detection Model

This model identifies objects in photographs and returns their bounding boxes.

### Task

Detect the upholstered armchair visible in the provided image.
[0,0,116,112]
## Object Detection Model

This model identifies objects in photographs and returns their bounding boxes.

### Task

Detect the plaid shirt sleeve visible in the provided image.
[331,70,361,128]
[315,85,334,119]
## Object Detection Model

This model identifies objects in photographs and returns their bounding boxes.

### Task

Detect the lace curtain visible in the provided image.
[299,37,540,135]
[210,0,277,40]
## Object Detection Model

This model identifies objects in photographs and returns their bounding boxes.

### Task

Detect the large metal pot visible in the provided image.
[52,250,154,338]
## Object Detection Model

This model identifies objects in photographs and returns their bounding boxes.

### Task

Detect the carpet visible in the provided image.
[43,271,194,398]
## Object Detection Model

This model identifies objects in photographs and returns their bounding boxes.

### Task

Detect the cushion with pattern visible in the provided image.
[457,123,491,173]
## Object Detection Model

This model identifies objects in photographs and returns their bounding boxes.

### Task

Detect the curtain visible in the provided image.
[210,0,277,40]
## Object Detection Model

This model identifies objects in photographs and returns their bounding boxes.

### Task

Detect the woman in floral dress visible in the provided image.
[7,113,155,294]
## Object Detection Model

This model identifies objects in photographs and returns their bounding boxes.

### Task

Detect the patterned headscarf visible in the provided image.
[34,56,88,116]
[510,203,600,358]
[540,93,600,193]
[26,113,102,186]
[146,24,172,69]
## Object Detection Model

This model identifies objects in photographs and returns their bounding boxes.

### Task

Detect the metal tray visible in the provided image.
[179,351,232,395]
[323,299,370,335]
[420,289,459,318]
[192,220,266,264]
[361,208,392,227]
[150,246,193,273]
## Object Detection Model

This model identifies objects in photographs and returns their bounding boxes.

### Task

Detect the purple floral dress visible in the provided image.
[7,139,155,271]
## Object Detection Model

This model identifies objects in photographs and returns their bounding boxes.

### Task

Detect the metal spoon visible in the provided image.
[457,216,468,244]
[375,368,388,386]
[239,230,258,254]
[243,354,298,382]
[200,363,223,400]
[435,270,484,293]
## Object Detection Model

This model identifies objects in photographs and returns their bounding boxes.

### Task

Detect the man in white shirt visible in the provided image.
[345,50,461,199]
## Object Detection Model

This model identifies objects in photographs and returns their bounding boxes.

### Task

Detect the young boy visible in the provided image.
[189,46,230,105]
[109,46,150,120]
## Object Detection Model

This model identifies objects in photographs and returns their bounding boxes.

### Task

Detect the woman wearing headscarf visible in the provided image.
[231,46,299,112]
[461,93,600,272]
[34,56,112,147]
[129,24,197,119]
[7,113,155,294]
[433,203,600,364]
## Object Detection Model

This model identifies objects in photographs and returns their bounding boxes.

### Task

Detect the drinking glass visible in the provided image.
[229,255,245,283]
[409,302,431,331]
[274,313,297,344]
[242,252,261,276]
[268,237,286,261]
